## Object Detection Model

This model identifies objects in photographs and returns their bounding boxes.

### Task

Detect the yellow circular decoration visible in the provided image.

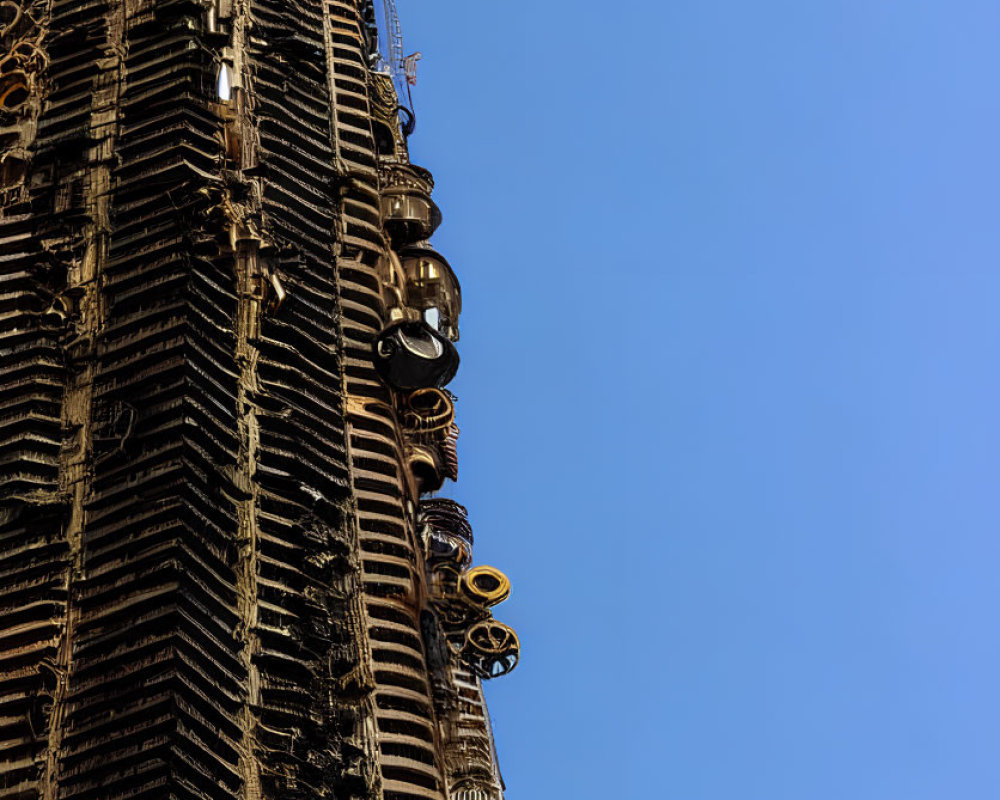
[459,565,511,608]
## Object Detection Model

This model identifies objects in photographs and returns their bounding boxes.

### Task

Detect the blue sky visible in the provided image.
[400,2,1000,797]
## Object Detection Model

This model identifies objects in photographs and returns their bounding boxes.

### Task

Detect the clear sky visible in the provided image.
[400,2,1000,798]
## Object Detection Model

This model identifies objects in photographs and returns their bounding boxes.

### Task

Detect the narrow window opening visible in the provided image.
[217,63,232,101]
[424,306,440,330]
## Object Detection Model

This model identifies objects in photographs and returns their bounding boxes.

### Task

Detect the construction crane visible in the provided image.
[376,0,418,132]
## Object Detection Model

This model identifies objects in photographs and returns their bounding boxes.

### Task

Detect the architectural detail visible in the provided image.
[0,2,516,799]
[401,388,458,493]
[418,500,513,800]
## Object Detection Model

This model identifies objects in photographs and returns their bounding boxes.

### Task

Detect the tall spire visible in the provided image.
[0,2,517,798]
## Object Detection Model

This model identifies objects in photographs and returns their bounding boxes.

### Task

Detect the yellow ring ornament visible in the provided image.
[461,619,519,679]
[459,565,511,608]
[0,76,28,112]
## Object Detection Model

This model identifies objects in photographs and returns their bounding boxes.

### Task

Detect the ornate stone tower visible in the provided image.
[0,2,517,799]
